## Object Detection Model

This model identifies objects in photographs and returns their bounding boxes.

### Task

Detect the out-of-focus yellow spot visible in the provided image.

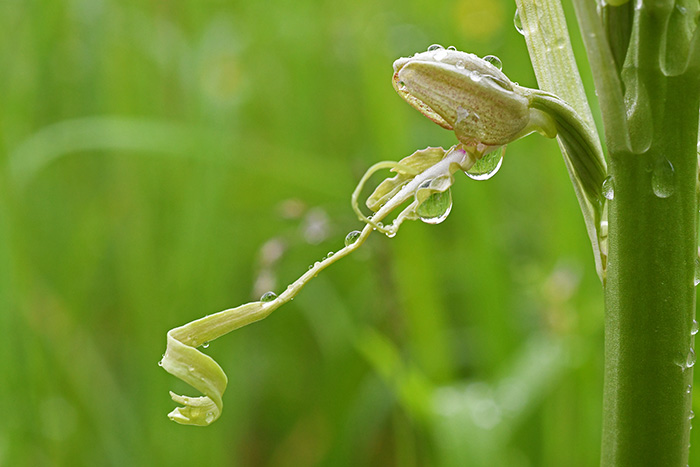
[453,0,505,41]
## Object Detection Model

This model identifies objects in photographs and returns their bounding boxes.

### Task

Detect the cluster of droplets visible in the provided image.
[425,44,503,72]
[427,43,457,61]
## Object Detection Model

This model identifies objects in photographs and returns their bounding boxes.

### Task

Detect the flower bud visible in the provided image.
[393,48,531,146]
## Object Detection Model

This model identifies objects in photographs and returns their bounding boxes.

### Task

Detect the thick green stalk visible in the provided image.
[520,0,700,464]
[602,78,698,466]
[571,0,700,464]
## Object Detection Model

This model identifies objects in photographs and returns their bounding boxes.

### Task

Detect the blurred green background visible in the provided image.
[2,0,698,465]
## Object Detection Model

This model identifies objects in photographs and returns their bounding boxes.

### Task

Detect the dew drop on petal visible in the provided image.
[514,9,525,35]
[455,60,466,69]
[260,291,278,302]
[416,189,453,224]
[434,48,447,61]
[427,44,444,51]
[483,55,502,71]
[447,45,457,51]
[465,146,505,181]
[344,230,361,246]
[202,341,210,348]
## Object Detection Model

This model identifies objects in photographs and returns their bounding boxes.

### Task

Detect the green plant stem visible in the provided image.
[521,0,700,464]
[570,1,700,464]
[601,76,698,467]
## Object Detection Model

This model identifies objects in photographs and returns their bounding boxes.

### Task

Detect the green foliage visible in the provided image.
[2,0,698,465]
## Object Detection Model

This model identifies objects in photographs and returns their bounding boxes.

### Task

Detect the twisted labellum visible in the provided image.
[161,45,605,425]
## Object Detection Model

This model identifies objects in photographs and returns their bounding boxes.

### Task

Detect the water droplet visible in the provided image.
[465,146,505,180]
[202,341,210,348]
[157,360,163,367]
[260,291,277,302]
[602,175,615,200]
[469,71,483,83]
[651,158,675,198]
[455,60,466,69]
[314,261,320,267]
[308,265,313,270]
[447,45,457,51]
[694,259,700,286]
[692,319,699,336]
[326,251,334,259]
[416,189,453,224]
[427,44,444,51]
[691,410,695,419]
[514,9,524,35]
[205,412,215,424]
[483,55,502,71]
[687,384,693,394]
[344,230,361,246]
[433,48,447,61]
[398,80,406,89]
[687,348,696,368]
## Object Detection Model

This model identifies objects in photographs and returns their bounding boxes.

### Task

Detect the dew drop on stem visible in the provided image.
[687,348,696,368]
[692,319,699,336]
[260,291,278,302]
[602,175,615,200]
[344,230,361,246]
[651,158,675,198]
